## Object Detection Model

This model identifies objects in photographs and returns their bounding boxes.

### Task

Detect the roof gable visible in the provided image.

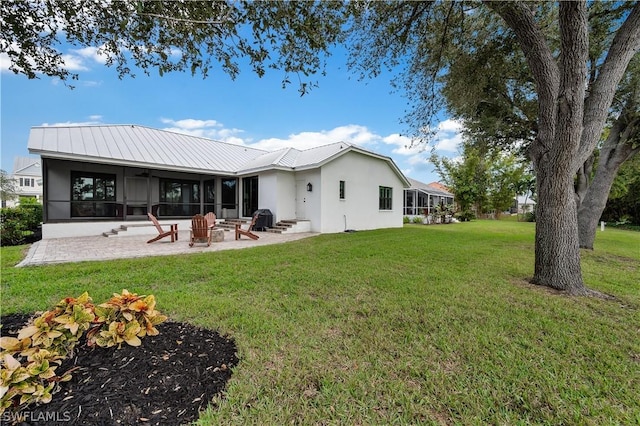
[12,157,41,175]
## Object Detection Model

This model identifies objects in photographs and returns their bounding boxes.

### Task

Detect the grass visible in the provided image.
[1,220,639,425]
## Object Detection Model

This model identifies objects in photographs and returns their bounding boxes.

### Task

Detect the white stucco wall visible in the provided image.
[257,172,277,215]
[274,171,297,222]
[319,151,405,233]
[255,170,297,224]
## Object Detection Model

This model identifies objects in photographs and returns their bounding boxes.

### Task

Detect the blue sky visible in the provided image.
[1,43,462,182]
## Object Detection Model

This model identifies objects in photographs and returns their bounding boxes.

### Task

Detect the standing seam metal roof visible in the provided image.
[27,125,409,184]
[28,125,268,173]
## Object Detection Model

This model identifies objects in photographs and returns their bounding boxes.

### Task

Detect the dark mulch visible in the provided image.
[0,314,239,426]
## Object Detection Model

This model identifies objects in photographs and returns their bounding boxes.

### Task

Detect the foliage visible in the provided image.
[402,216,410,224]
[0,1,346,93]
[411,216,423,224]
[0,170,18,203]
[0,204,43,246]
[488,153,530,218]
[89,290,167,348]
[602,145,640,225]
[0,290,166,414]
[454,210,476,222]
[431,145,532,219]
[524,211,536,223]
[430,146,489,215]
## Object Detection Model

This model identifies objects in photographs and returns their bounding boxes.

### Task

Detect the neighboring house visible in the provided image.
[27,125,410,239]
[3,157,43,208]
[403,177,455,217]
[511,195,536,215]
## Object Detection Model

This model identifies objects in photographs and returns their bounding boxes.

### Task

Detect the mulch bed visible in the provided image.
[0,314,239,426]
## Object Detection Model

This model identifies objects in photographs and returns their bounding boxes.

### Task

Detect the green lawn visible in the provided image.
[2,221,639,425]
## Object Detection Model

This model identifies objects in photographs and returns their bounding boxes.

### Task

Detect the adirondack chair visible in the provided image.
[189,214,211,247]
[235,213,260,240]
[147,213,178,243]
[204,212,217,229]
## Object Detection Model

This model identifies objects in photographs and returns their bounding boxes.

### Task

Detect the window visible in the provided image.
[339,180,345,199]
[379,186,393,210]
[71,172,116,217]
[159,179,200,216]
[221,178,237,210]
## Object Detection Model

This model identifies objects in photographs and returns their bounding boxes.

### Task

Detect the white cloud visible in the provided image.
[438,119,463,132]
[0,52,11,73]
[250,124,380,151]
[381,133,426,155]
[160,119,387,152]
[75,46,108,65]
[40,119,103,127]
[160,118,245,143]
[161,118,221,130]
[379,119,464,156]
[60,53,90,71]
[434,133,463,152]
[432,119,464,152]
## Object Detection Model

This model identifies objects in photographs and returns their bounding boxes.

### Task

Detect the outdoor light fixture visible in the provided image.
[307,182,313,192]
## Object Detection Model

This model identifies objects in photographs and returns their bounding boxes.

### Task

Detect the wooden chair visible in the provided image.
[204,212,217,229]
[147,213,178,243]
[235,213,260,240]
[189,214,211,247]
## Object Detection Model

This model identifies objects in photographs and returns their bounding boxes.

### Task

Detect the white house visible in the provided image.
[511,195,536,215]
[27,125,410,239]
[3,157,43,208]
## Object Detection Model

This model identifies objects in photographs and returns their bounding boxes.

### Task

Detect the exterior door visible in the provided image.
[295,179,307,219]
[242,176,259,217]
[125,177,149,218]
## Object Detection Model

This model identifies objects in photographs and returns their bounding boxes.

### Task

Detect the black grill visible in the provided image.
[252,209,273,231]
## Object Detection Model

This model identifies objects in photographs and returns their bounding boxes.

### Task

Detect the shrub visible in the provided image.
[524,211,536,222]
[0,204,43,246]
[0,290,167,414]
[403,216,410,224]
[412,216,423,224]
[455,210,476,222]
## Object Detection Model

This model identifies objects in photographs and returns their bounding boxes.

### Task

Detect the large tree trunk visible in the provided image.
[489,1,588,294]
[577,116,640,249]
[533,154,587,293]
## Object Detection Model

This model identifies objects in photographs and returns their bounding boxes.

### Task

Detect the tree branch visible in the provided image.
[135,12,229,26]
[485,1,559,165]
[576,2,640,171]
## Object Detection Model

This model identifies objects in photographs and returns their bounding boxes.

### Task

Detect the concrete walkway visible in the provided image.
[17,230,319,267]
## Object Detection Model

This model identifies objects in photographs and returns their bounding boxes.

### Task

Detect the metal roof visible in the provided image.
[12,156,42,176]
[28,125,268,175]
[27,125,409,185]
